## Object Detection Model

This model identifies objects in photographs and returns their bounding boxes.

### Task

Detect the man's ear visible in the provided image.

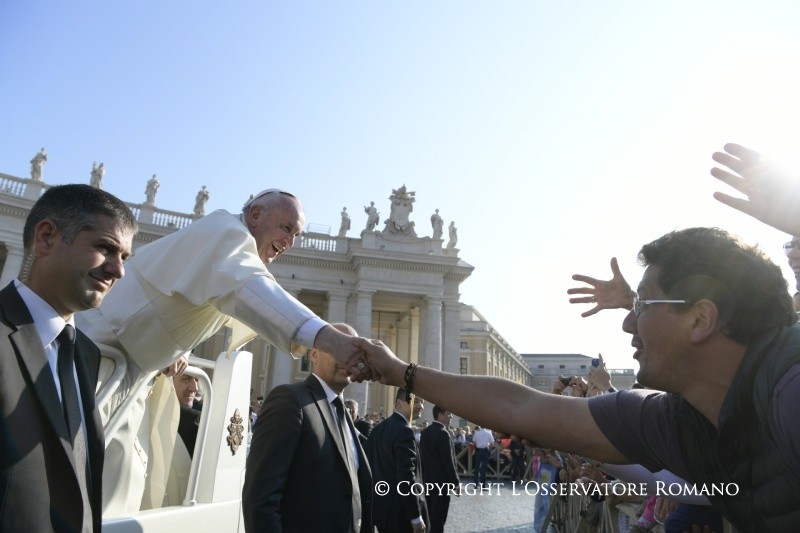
[689,299,720,343]
[33,219,59,255]
[244,206,261,227]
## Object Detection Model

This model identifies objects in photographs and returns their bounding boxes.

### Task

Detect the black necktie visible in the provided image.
[333,397,361,532]
[57,325,92,529]
[332,397,351,462]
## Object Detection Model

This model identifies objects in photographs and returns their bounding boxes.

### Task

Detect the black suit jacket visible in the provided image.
[419,422,459,487]
[178,405,201,457]
[0,282,104,532]
[242,375,372,532]
[366,412,428,532]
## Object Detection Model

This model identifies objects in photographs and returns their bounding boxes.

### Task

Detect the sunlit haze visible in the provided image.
[3,1,800,371]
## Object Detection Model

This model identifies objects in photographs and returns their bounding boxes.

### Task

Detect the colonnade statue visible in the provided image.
[144,174,159,205]
[364,201,379,231]
[338,207,351,236]
[431,209,443,240]
[446,221,458,249]
[30,148,47,181]
[90,162,105,189]
[194,185,210,216]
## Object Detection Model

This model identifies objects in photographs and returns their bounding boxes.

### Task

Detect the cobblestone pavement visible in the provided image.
[446,479,536,532]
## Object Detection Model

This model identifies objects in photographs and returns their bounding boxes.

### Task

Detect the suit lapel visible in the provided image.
[2,285,72,446]
[0,283,87,500]
[305,376,350,467]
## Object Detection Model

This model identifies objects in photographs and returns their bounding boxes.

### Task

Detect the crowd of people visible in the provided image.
[2,142,799,532]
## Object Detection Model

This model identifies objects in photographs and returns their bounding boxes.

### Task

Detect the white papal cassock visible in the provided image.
[78,210,328,515]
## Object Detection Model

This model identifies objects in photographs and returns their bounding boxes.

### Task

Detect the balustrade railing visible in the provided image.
[0,174,29,197]
[297,232,338,252]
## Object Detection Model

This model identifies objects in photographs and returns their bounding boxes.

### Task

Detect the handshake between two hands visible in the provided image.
[343,336,404,384]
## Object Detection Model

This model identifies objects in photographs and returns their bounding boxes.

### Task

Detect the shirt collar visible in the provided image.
[14,279,74,349]
[395,411,409,424]
[312,373,342,404]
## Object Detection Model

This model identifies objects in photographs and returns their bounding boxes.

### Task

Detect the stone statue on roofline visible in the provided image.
[338,207,351,237]
[144,174,160,206]
[30,148,47,181]
[383,185,417,237]
[446,221,458,249]
[194,185,210,216]
[90,162,105,189]
[431,209,443,240]
[364,201,379,232]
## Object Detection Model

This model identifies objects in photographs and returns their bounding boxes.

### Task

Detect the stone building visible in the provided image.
[521,353,637,392]
[459,305,532,387]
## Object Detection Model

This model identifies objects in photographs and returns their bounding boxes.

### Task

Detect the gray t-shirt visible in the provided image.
[588,365,800,482]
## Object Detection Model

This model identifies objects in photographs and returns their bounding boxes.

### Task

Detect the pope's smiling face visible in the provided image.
[246,195,305,264]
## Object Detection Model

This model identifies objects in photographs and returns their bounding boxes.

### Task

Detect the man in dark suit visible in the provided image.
[344,398,369,447]
[242,323,372,532]
[419,405,460,533]
[367,388,428,533]
[173,370,201,457]
[0,184,137,532]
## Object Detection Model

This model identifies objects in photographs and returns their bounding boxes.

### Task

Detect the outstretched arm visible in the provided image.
[355,338,628,464]
[567,257,635,317]
[711,143,800,236]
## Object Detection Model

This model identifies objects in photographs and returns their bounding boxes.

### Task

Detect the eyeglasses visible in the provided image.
[632,296,689,316]
[783,239,800,253]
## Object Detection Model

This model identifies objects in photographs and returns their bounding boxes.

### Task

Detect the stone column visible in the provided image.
[327,291,349,324]
[409,306,420,366]
[422,296,443,370]
[267,346,293,390]
[0,243,25,287]
[347,290,374,410]
[268,289,300,390]
[443,299,462,375]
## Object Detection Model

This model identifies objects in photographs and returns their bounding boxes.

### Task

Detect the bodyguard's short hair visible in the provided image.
[432,405,448,419]
[23,184,138,252]
[639,227,796,344]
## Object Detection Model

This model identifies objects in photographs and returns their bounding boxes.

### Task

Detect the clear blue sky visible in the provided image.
[3,1,800,370]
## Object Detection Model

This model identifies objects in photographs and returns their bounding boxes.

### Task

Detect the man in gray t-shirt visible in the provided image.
[357,225,800,532]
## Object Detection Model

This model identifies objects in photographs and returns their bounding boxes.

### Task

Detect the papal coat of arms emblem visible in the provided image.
[226,409,245,455]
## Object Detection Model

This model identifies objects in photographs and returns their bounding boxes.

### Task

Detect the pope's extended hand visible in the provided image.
[711,143,800,236]
[567,257,634,317]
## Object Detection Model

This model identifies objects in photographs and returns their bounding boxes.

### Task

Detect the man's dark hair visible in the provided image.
[639,227,796,344]
[23,184,138,252]
[432,405,447,419]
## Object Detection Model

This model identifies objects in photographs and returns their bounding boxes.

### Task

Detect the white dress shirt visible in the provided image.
[15,280,88,430]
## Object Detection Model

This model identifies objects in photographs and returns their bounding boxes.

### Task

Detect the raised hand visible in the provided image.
[567,257,635,317]
[163,354,188,377]
[587,353,613,392]
[711,143,800,236]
